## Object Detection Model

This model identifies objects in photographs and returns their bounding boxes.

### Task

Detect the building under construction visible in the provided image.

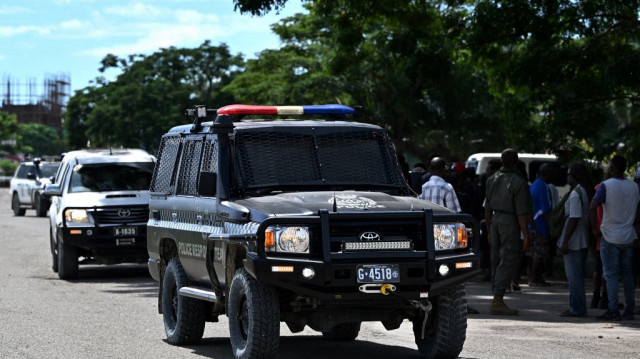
[0,73,70,136]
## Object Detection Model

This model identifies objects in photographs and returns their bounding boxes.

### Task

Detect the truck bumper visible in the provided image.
[244,251,480,301]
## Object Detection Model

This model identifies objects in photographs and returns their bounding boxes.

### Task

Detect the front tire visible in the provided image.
[50,230,59,273]
[35,193,48,217]
[413,284,467,359]
[12,193,25,216]
[228,268,280,359]
[162,258,206,345]
[322,322,361,341]
[57,239,78,280]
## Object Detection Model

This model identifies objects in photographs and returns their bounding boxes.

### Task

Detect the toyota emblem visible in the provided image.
[359,231,381,241]
[117,208,131,217]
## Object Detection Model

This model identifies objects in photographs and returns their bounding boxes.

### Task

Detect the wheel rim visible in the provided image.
[170,282,178,324]
[237,294,249,342]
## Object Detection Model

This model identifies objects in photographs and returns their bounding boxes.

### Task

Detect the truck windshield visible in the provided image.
[69,162,155,193]
[232,127,406,192]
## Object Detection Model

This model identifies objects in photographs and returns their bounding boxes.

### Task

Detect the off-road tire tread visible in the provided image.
[228,268,280,359]
[57,239,78,280]
[414,284,467,359]
[12,193,26,216]
[322,322,361,341]
[50,231,58,273]
[35,194,47,217]
[162,258,206,345]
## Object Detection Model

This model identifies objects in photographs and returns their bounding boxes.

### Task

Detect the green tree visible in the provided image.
[16,123,61,156]
[223,13,349,105]
[234,0,640,162]
[233,0,293,15]
[0,111,18,149]
[468,0,640,161]
[65,41,244,153]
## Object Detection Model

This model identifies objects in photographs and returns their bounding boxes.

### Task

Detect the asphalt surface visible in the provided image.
[1,189,639,358]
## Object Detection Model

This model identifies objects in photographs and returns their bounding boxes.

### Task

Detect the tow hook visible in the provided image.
[380,283,395,295]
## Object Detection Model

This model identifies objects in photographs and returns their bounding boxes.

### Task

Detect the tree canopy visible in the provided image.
[64,1,640,164]
[65,41,243,153]
[16,123,61,156]
[0,111,18,145]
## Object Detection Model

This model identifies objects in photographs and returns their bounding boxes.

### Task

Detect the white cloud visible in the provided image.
[0,25,51,37]
[0,5,30,15]
[103,3,167,18]
[64,2,286,59]
[77,21,227,57]
[60,20,84,30]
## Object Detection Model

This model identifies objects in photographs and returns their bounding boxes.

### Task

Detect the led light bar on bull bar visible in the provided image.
[217,104,355,116]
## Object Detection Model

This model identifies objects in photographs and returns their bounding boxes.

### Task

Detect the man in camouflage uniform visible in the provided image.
[485,149,535,315]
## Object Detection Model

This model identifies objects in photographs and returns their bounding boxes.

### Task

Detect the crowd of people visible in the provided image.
[404,149,640,320]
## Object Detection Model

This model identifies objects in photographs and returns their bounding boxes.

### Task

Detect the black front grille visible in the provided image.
[92,207,149,225]
[328,218,426,254]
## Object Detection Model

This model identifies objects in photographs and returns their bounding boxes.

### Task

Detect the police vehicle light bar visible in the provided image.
[217,104,355,116]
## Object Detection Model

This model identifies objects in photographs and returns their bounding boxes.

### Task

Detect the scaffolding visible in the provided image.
[0,73,70,135]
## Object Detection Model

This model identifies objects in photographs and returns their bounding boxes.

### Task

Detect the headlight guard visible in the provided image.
[265,226,310,253]
[433,223,468,251]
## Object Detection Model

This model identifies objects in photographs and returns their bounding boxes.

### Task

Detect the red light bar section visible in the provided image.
[217,105,278,115]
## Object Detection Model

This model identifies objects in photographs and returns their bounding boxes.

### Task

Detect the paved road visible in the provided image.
[1,189,639,358]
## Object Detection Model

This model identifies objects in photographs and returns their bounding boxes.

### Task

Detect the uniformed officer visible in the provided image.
[485,148,535,315]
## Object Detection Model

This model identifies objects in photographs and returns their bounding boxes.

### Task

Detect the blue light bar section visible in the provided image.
[302,104,355,115]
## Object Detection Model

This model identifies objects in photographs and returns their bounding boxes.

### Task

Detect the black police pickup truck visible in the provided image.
[146,104,480,359]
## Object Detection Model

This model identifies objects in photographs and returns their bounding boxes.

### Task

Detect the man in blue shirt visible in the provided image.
[529,163,554,286]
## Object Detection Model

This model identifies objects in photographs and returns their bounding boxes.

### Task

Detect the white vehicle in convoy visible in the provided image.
[9,159,60,217]
[465,152,569,196]
[44,149,156,279]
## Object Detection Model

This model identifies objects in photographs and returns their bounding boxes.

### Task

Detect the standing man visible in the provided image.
[420,157,461,213]
[485,149,535,315]
[529,163,554,286]
[589,155,640,321]
[420,157,480,314]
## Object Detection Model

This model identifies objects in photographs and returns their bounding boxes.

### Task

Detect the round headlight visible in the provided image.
[278,227,310,253]
[434,224,455,250]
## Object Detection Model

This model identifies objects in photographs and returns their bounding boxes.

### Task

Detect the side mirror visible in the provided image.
[44,184,62,198]
[197,171,217,197]
[27,172,37,180]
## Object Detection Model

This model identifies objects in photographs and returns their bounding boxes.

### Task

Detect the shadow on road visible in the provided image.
[465,278,640,329]
[182,335,424,359]
[51,264,159,298]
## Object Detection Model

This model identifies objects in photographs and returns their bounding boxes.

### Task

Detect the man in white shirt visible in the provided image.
[420,157,461,213]
[589,155,640,321]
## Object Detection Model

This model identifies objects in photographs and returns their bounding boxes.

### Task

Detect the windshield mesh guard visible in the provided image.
[232,127,405,190]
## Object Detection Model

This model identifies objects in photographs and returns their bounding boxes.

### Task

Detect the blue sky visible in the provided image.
[0,0,305,96]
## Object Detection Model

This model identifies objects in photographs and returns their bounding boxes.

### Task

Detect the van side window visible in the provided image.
[151,135,182,193]
[176,138,204,196]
